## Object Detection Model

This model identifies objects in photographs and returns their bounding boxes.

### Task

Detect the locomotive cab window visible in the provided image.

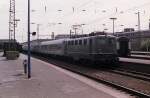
[97,38,106,45]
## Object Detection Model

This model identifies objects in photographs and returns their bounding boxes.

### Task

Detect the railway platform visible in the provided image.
[131,51,150,55]
[119,57,150,65]
[0,53,133,98]
[130,54,150,59]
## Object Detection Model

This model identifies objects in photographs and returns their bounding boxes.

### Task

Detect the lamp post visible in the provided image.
[81,24,85,35]
[37,24,42,40]
[110,17,117,35]
[102,24,106,32]
[14,19,20,28]
[120,24,124,32]
[135,12,142,50]
[149,19,150,30]
[27,0,31,78]
[104,28,108,31]
[135,12,141,31]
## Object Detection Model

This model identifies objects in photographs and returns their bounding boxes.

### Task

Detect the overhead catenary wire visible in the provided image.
[35,0,150,33]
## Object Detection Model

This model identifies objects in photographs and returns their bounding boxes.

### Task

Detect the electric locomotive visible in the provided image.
[65,35,119,63]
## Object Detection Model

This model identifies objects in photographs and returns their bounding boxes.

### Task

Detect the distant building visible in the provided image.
[115,30,150,51]
[124,28,134,32]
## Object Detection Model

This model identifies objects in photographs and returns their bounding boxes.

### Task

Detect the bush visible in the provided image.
[6,51,19,60]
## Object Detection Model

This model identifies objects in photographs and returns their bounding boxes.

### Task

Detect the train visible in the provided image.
[22,34,119,64]
[117,36,131,57]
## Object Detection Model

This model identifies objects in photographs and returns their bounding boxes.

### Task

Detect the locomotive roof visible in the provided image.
[67,35,116,40]
[41,38,67,45]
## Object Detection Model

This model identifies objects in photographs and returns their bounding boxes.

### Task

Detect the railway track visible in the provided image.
[119,60,150,74]
[107,69,150,82]
[29,54,150,98]
[131,51,150,56]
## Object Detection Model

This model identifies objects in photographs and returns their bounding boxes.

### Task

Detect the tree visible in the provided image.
[140,40,150,51]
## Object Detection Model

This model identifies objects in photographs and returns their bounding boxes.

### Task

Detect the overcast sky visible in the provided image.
[0,0,150,42]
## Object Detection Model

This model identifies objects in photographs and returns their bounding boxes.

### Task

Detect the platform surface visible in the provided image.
[119,57,150,64]
[0,53,133,98]
[131,54,150,59]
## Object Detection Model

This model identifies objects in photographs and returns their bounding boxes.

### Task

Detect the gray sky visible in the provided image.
[0,0,150,42]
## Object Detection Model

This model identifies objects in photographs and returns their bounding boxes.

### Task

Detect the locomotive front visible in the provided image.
[94,35,119,63]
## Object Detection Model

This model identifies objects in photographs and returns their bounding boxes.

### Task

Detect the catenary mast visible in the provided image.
[9,0,16,41]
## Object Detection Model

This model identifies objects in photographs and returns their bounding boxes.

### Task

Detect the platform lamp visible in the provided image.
[149,19,150,30]
[110,17,117,35]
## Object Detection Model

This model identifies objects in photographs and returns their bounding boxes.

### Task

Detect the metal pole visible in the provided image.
[37,24,39,40]
[110,18,117,35]
[113,20,114,35]
[9,0,11,40]
[70,30,72,38]
[137,12,141,31]
[74,28,77,38]
[13,0,15,41]
[37,24,40,48]
[27,0,31,78]
[149,19,150,30]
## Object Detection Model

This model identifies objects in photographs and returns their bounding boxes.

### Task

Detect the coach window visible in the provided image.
[89,39,92,45]
[45,46,47,50]
[68,41,70,45]
[83,39,87,45]
[79,40,82,45]
[70,41,72,45]
[75,40,78,45]
[71,40,73,45]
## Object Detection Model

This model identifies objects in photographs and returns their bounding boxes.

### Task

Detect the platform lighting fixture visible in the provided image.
[104,28,108,31]
[120,25,124,32]
[102,24,106,26]
[81,24,86,34]
[149,19,150,30]
[109,17,117,35]
[135,12,141,31]
[82,10,86,11]
[58,22,62,24]
[31,9,36,12]
[58,10,62,11]
[102,10,106,13]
